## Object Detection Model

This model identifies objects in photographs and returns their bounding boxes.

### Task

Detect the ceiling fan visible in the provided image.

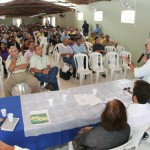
[120,0,134,9]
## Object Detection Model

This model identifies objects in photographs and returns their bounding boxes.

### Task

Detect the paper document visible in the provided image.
[74,94,101,106]
[30,110,50,125]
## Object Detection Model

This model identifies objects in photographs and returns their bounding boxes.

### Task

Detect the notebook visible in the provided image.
[1,117,19,131]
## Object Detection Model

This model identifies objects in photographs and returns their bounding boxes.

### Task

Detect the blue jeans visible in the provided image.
[35,66,59,91]
[63,57,76,68]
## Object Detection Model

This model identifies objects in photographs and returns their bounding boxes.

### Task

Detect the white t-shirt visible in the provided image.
[127,103,150,128]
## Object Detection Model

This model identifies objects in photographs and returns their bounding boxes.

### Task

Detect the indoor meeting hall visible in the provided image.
[0,0,150,150]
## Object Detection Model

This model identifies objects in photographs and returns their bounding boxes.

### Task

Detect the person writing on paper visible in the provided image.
[73,100,130,150]
[123,42,150,83]
[0,141,29,150]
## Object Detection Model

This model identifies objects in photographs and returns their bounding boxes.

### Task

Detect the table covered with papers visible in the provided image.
[0,79,134,150]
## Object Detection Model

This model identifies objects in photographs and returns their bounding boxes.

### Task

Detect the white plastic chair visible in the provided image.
[12,83,31,96]
[106,52,122,80]
[116,45,125,56]
[110,124,150,150]
[53,43,63,63]
[74,53,92,86]
[120,51,132,78]
[40,36,48,55]
[0,56,4,78]
[89,52,108,83]
[85,41,93,55]
[105,46,117,53]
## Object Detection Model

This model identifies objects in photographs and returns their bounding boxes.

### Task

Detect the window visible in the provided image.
[51,17,56,27]
[94,11,103,21]
[78,12,83,21]
[13,18,22,27]
[121,10,135,24]
[43,17,46,25]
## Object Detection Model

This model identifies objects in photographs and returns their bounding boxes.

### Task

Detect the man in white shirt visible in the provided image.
[59,38,76,78]
[127,80,150,128]
[24,41,35,63]
[4,46,40,96]
[123,42,150,83]
[30,45,59,91]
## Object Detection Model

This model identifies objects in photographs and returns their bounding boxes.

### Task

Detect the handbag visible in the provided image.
[59,69,71,80]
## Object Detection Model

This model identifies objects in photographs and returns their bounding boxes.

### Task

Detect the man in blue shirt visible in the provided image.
[94,24,101,36]
[60,29,70,42]
[72,36,87,54]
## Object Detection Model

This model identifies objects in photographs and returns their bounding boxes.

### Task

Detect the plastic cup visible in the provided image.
[7,113,14,122]
[1,109,6,117]
[93,88,97,96]
[62,94,67,102]
[48,98,54,107]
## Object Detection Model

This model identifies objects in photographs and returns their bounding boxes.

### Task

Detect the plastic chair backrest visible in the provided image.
[117,45,125,55]
[110,124,150,150]
[12,83,31,96]
[74,53,89,70]
[106,52,120,68]
[89,52,103,69]
[120,51,132,66]
[105,46,116,52]
[85,41,93,51]
[54,43,63,52]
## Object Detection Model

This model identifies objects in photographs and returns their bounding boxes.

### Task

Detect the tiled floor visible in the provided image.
[0,56,150,150]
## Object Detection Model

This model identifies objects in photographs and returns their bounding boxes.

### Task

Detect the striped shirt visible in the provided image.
[30,54,50,70]
[6,54,27,74]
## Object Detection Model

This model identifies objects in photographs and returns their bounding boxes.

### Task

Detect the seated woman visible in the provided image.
[73,99,130,150]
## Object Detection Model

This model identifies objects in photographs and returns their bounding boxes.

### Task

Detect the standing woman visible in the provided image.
[0,42,9,77]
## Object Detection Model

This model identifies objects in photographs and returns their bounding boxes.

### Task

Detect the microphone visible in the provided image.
[137,53,145,63]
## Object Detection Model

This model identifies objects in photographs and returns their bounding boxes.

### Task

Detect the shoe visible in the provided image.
[101,74,106,78]
[40,82,45,90]
[45,83,53,91]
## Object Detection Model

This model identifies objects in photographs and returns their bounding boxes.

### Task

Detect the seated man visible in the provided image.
[102,34,118,47]
[99,33,106,44]
[59,38,76,78]
[93,37,105,55]
[30,45,59,91]
[4,46,40,97]
[24,41,35,63]
[127,80,150,128]
[72,36,87,54]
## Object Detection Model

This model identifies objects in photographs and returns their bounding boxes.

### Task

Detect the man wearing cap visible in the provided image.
[123,42,150,84]
[102,34,118,47]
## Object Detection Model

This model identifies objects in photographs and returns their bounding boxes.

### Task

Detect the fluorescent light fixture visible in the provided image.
[0,0,14,3]
[78,12,83,21]
[121,10,135,24]
[54,2,71,7]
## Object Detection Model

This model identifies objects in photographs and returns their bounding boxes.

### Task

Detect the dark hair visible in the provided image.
[133,80,150,104]
[101,99,127,131]
[95,37,99,41]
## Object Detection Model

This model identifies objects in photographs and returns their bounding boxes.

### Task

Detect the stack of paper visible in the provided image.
[74,94,101,106]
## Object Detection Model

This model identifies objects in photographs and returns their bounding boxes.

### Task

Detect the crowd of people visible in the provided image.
[0,22,150,150]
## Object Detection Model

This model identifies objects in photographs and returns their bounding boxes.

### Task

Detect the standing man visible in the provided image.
[4,46,40,97]
[82,20,89,36]
[94,24,101,36]
[30,45,59,91]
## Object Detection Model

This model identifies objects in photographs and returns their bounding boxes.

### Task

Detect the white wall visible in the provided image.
[52,0,150,64]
